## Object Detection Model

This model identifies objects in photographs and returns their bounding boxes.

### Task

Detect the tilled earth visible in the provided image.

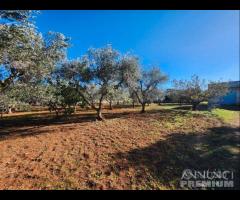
[0,108,239,189]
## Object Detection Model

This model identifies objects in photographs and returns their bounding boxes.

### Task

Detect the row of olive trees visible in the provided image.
[52,46,168,120]
[0,10,70,117]
[1,10,228,119]
[0,10,168,120]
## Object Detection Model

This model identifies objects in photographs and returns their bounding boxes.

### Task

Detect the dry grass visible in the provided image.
[0,105,239,190]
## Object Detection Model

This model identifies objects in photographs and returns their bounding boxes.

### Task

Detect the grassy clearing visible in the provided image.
[211,108,239,125]
[158,102,239,126]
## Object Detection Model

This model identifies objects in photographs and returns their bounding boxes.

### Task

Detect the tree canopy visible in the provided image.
[126,66,168,113]
[55,45,141,119]
[173,75,228,110]
[0,10,69,93]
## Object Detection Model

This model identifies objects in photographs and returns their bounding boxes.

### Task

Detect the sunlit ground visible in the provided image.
[0,104,239,189]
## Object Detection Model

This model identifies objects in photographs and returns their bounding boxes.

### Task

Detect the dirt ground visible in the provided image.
[0,105,239,190]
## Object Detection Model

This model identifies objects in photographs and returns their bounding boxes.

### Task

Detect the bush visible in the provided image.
[64,107,75,116]
[15,103,32,112]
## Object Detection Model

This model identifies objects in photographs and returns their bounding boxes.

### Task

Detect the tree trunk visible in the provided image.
[192,103,198,111]
[74,105,77,113]
[8,107,12,114]
[96,95,105,120]
[109,100,113,110]
[132,101,135,108]
[97,108,104,120]
[55,110,59,117]
[141,103,146,113]
[91,101,95,110]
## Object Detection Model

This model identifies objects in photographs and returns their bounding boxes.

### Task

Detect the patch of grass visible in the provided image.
[162,105,179,110]
[158,102,239,126]
[200,101,208,105]
[159,103,181,110]
[211,108,240,124]
[145,104,162,111]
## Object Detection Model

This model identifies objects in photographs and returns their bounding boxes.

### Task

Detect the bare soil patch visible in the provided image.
[0,107,239,189]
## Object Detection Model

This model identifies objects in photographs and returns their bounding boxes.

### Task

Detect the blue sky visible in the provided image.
[35,10,239,88]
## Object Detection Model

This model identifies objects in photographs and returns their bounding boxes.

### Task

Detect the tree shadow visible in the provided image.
[108,125,240,189]
[217,105,240,111]
[0,112,111,141]
[0,109,181,141]
[172,105,192,110]
[172,104,208,111]
[172,104,240,112]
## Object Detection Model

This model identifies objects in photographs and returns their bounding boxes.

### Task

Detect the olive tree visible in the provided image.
[0,91,32,116]
[138,69,167,112]
[164,89,189,104]
[129,88,139,108]
[0,93,11,117]
[0,10,36,24]
[173,75,228,110]
[122,58,168,113]
[57,45,137,120]
[45,80,85,116]
[106,87,131,109]
[0,10,69,93]
[147,87,164,105]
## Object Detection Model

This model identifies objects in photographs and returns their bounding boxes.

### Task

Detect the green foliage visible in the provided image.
[0,93,9,112]
[15,102,31,112]
[126,66,168,112]
[63,107,75,116]
[46,79,85,116]
[0,10,69,93]
[5,83,49,105]
[60,85,84,108]
[0,10,36,24]
[173,75,228,110]
[106,87,131,106]
[0,92,32,113]
[56,45,140,119]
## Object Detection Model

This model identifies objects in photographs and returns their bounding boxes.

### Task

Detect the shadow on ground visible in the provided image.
[218,105,240,111]
[0,108,186,141]
[109,125,240,189]
[172,104,208,111]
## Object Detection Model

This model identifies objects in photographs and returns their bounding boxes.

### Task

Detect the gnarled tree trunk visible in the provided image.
[97,108,104,120]
[8,107,12,114]
[109,100,113,110]
[141,103,146,113]
[132,101,135,108]
[96,95,105,120]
